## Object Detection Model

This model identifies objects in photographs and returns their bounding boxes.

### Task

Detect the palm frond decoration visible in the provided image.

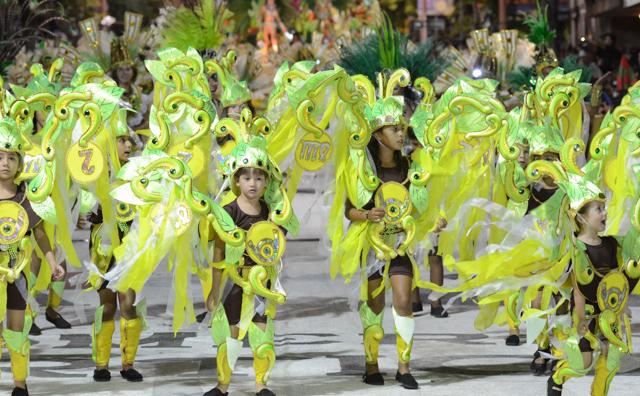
[376,12,400,70]
[522,0,555,47]
[0,0,66,72]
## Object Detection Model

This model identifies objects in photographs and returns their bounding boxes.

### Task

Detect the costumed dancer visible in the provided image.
[204,125,297,396]
[546,81,640,395]
[260,0,290,56]
[0,115,64,396]
[329,69,436,389]
[85,113,144,382]
[524,158,639,395]
[98,46,244,351]
[336,12,448,317]
[7,61,75,334]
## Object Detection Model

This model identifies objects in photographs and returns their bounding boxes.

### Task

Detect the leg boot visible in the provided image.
[119,318,143,382]
[92,308,115,382]
[359,303,384,385]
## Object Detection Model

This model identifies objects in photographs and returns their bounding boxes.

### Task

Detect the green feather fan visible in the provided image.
[338,12,445,83]
[161,0,232,52]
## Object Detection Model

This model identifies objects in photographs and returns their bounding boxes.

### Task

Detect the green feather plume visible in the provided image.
[161,0,232,52]
[338,12,445,83]
[523,1,555,47]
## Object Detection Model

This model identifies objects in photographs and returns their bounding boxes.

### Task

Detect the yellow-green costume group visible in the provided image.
[0,3,639,396]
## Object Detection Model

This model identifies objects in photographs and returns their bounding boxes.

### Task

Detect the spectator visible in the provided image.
[596,33,621,74]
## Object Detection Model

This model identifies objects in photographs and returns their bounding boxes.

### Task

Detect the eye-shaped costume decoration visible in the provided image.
[588,82,640,235]
[205,50,252,109]
[103,152,243,333]
[367,181,415,261]
[412,77,515,262]
[264,63,366,208]
[145,47,217,192]
[530,68,590,141]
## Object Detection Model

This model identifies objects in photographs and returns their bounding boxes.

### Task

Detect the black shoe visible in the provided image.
[256,389,276,396]
[93,368,111,382]
[530,349,549,375]
[29,322,41,336]
[362,371,384,385]
[547,376,562,395]
[120,368,143,382]
[11,386,28,396]
[505,334,520,346]
[203,388,228,396]
[45,312,72,329]
[411,302,424,313]
[196,311,207,323]
[430,305,449,318]
[395,371,419,389]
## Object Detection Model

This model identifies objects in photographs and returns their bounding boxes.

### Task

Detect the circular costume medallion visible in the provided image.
[245,221,285,267]
[295,132,333,172]
[149,202,192,237]
[374,181,412,224]
[115,201,136,223]
[597,271,629,315]
[0,201,29,245]
[168,142,205,179]
[66,141,105,184]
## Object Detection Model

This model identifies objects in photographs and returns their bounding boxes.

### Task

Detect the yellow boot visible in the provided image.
[3,322,31,383]
[92,319,115,381]
[249,321,276,386]
[591,351,620,396]
[393,308,418,389]
[119,318,143,382]
[9,349,29,383]
[210,304,239,386]
[359,304,384,366]
[93,320,115,367]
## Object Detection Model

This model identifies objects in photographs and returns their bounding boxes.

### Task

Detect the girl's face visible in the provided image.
[577,201,607,233]
[0,150,20,182]
[117,65,134,84]
[208,74,219,97]
[236,168,267,200]
[117,136,133,163]
[375,124,405,152]
[516,143,530,168]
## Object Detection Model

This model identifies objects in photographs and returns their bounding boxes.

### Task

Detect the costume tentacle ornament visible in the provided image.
[145,47,216,192]
[105,151,243,334]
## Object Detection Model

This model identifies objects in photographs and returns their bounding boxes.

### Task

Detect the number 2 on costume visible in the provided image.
[79,149,95,175]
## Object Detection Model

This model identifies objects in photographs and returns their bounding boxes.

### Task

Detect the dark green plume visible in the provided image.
[523,1,556,47]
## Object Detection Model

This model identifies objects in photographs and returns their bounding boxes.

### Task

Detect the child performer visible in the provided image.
[0,117,64,396]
